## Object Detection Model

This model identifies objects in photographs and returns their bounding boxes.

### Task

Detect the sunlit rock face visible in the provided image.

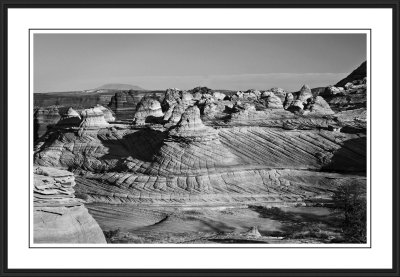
[283,92,294,109]
[162,88,195,125]
[33,166,106,243]
[95,105,115,122]
[33,63,367,209]
[133,98,164,125]
[150,106,241,176]
[212,91,226,101]
[79,107,110,129]
[260,91,284,109]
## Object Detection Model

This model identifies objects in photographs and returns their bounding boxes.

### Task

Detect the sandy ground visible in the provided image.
[86,203,342,244]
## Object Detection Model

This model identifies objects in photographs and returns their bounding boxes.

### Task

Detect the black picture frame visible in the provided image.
[0,1,399,276]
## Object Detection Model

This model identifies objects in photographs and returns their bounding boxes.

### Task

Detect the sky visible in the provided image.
[33,33,366,92]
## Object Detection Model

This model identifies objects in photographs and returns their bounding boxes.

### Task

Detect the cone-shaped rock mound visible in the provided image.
[150,106,242,176]
[79,107,110,128]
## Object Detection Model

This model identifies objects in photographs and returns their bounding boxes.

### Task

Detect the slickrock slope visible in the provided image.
[34,127,165,172]
[33,166,106,243]
[75,169,365,205]
[71,109,365,205]
[150,106,242,176]
[34,63,367,209]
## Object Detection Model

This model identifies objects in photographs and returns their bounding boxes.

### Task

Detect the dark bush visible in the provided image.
[331,183,367,243]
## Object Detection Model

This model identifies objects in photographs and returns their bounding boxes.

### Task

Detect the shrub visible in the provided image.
[331,183,367,243]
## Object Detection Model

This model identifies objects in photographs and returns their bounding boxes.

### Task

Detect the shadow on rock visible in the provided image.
[322,137,366,172]
[98,128,167,164]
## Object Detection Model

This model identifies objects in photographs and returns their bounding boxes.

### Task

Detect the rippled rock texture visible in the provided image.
[33,166,106,243]
[33,63,367,244]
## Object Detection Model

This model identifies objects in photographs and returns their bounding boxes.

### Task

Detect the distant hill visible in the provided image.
[95,83,145,91]
[335,61,366,87]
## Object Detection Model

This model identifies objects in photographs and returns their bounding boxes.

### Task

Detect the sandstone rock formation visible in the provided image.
[34,107,61,141]
[297,85,313,102]
[261,92,284,109]
[335,61,366,87]
[286,85,334,115]
[79,107,110,129]
[151,106,241,176]
[95,105,115,122]
[162,88,195,125]
[283,92,294,109]
[133,97,164,125]
[33,166,106,243]
[212,91,226,101]
[108,90,164,120]
[56,107,81,127]
[33,63,367,245]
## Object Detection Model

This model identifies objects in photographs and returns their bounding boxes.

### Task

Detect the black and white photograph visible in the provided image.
[32,31,368,245]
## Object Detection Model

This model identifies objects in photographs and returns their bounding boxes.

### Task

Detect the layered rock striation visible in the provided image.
[133,97,164,125]
[34,107,61,141]
[33,166,106,243]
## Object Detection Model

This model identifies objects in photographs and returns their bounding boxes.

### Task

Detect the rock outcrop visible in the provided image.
[286,85,334,115]
[133,98,164,125]
[151,106,241,176]
[261,91,284,109]
[335,61,366,87]
[33,166,106,243]
[108,90,164,120]
[56,107,81,127]
[297,85,313,102]
[34,107,61,141]
[79,107,110,129]
[95,105,115,122]
[162,88,194,125]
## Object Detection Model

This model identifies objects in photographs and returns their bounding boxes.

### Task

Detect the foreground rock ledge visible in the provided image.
[33,166,106,243]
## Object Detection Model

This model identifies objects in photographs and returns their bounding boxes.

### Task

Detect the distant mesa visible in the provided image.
[91,83,146,91]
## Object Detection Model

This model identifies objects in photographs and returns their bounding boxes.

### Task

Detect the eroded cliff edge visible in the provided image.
[33,166,106,243]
